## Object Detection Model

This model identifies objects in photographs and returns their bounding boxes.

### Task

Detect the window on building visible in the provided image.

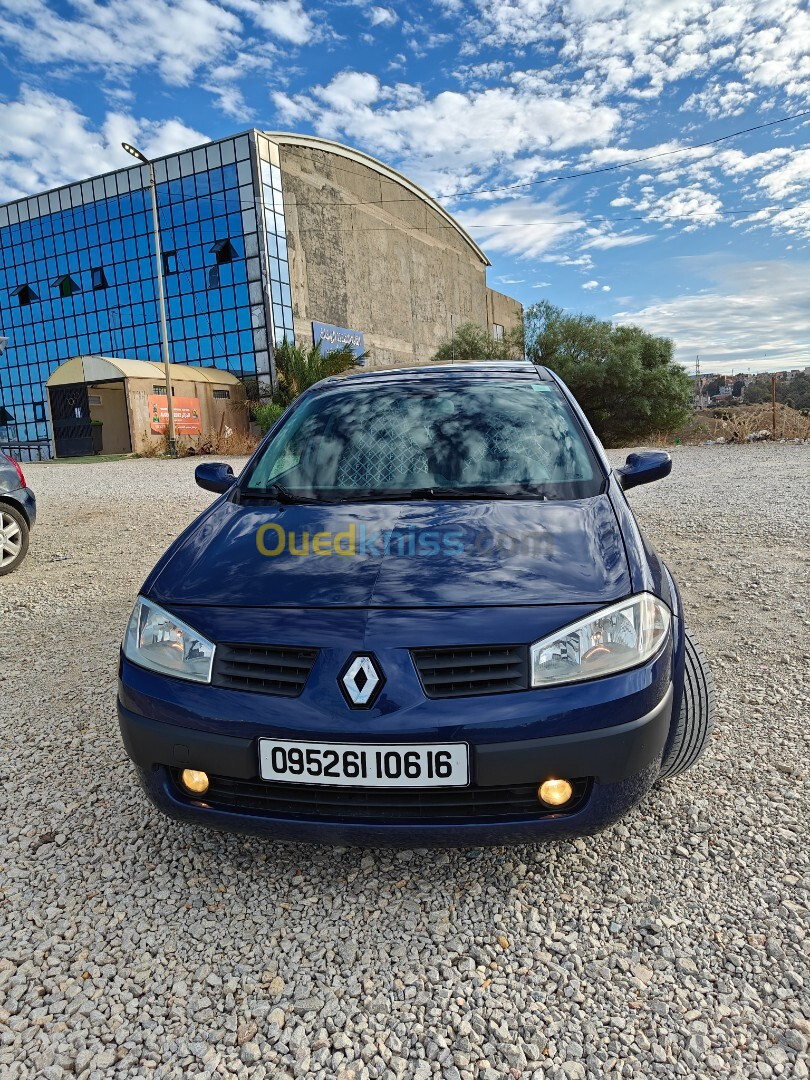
[492,323,505,342]
[88,395,102,407]
[0,405,14,426]
[12,284,38,306]
[152,385,175,396]
[52,274,81,298]
[33,402,46,422]
[91,267,108,290]
[162,251,177,276]
[212,389,231,399]
[208,266,220,289]
[210,238,238,265]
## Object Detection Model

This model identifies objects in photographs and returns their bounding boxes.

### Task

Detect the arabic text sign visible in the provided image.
[148,395,202,435]
[312,321,365,363]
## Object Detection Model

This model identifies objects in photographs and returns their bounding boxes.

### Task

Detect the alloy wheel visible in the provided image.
[0,510,22,568]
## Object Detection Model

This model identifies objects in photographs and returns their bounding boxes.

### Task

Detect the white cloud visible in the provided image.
[471,0,810,109]
[0,0,242,85]
[222,0,314,44]
[369,6,398,27]
[582,279,600,290]
[614,259,810,372]
[456,199,587,260]
[272,71,620,194]
[0,87,207,202]
[0,0,316,110]
[583,230,653,249]
[683,80,756,118]
[754,149,810,200]
[602,284,611,291]
[544,252,595,270]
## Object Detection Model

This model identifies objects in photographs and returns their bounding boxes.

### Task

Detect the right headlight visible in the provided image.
[530,592,670,687]
[123,596,215,683]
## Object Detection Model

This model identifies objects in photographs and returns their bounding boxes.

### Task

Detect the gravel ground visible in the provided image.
[1,443,808,1080]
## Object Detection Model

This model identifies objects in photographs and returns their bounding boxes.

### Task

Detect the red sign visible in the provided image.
[148,395,202,435]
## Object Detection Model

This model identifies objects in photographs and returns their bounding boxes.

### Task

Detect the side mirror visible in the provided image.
[615,450,672,490]
[195,462,235,494]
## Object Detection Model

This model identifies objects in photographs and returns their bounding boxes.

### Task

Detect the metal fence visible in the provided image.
[0,428,52,462]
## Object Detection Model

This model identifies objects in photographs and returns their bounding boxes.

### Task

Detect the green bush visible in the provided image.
[253,402,284,435]
[431,322,524,364]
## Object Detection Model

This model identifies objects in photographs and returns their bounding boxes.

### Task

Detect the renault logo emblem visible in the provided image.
[339,653,384,708]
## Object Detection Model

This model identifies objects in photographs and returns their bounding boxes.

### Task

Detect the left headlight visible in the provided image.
[123,596,215,683]
[530,592,670,688]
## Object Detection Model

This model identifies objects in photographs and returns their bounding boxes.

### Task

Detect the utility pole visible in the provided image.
[771,373,777,439]
[121,141,177,457]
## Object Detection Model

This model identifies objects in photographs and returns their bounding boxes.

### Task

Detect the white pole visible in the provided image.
[148,160,177,457]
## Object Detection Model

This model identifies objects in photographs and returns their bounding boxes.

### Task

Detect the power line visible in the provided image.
[438,108,810,199]
[269,107,810,210]
[463,201,810,227]
[291,200,810,233]
[200,190,810,229]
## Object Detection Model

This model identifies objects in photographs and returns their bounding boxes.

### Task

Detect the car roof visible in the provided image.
[319,362,553,389]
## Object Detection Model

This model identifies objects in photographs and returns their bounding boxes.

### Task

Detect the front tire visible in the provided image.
[0,504,29,576]
[659,629,716,779]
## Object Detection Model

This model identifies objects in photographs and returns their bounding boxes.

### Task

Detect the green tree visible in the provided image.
[431,321,524,364]
[272,339,358,408]
[743,382,770,404]
[523,300,692,446]
[777,372,810,411]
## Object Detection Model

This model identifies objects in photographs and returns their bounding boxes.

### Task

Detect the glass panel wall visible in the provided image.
[259,158,295,347]
[0,133,262,460]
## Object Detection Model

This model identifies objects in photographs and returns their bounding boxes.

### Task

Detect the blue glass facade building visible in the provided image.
[1,129,522,462]
[0,130,294,461]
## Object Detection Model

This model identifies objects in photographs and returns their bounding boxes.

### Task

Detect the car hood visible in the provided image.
[148,494,630,609]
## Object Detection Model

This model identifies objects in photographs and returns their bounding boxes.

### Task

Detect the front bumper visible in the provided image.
[118,683,673,846]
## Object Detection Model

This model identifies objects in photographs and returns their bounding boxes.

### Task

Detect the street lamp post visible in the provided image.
[121,141,177,457]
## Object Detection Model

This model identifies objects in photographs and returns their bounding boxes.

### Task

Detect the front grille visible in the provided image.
[211,644,318,696]
[175,773,590,824]
[412,644,529,698]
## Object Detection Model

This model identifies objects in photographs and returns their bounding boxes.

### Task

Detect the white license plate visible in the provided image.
[258,739,469,788]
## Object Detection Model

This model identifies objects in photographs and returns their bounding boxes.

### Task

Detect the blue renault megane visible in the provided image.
[118,363,714,846]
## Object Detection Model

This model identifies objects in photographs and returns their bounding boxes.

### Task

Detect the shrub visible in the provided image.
[253,402,284,435]
[431,322,524,364]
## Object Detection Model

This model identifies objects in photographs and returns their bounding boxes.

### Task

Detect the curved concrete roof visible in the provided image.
[263,132,490,267]
[47,355,243,386]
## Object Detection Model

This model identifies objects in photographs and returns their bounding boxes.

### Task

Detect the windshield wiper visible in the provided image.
[406,486,549,500]
[243,482,323,504]
[241,484,550,503]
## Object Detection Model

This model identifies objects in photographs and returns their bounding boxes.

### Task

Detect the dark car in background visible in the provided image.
[118,363,715,847]
[0,453,36,576]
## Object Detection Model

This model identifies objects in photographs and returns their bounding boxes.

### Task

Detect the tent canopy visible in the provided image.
[46,354,243,387]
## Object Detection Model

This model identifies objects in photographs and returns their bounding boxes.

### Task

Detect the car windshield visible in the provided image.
[242,378,603,501]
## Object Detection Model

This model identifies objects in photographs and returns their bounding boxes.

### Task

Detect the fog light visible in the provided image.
[538,778,573,806]
[180,769,209,794]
